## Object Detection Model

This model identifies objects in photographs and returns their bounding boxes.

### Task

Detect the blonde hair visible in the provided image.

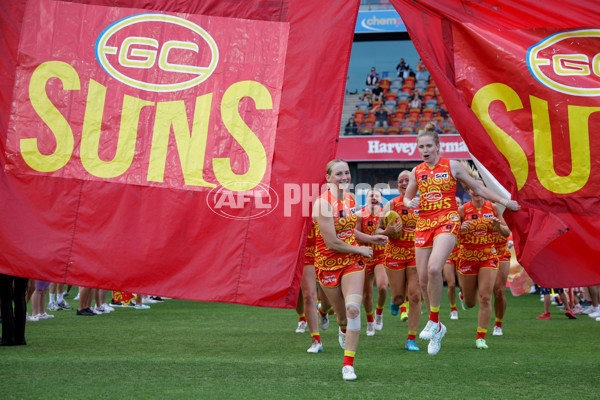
[417,122,439,146]
[398,170,411,180]
[326,159,348,175]
[460,160,481,180]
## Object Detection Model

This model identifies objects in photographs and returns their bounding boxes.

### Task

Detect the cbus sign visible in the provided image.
[6,0,289,193]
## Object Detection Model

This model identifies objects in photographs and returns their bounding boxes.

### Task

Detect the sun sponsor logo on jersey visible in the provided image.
[472,229,488,237]
[320,274,337,284]
[337,229,354,240]
[424,191,443,202]
[461,265,472,272]
[527,29,600,96]
[206,181,279,220]
[96,13,219,92]
[435,172,449,179]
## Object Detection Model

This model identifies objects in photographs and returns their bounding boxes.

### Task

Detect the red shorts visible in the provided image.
[317,260,365,287]
[415,222,460,248]
[304,247,315,265]
[457,258,499,275]
[445,257,458,266]
[498,249,511,262]
[385,257,416,271]
[364,252,386,273]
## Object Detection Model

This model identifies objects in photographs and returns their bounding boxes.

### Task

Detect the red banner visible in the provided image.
[337,134,469,161]
[391,0,600,286]
[0,0,359,307]
[7,0,287,192]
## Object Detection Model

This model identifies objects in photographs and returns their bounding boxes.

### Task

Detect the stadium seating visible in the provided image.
[421,108,434,119]
[396,100,409,113]
[354,109,366,122]
[405,117,417,127]
[387,127,400,135]
[408,108,421,119]
[393,110,406,119]
[390,117,404,127]
[364,117,376,128]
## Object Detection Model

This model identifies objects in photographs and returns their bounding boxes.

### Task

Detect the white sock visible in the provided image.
[49,293,56,304]
[57,293,64,302]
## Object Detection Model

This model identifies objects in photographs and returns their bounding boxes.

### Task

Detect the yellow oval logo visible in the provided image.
[527,29,600,97]
[96,13,218,92]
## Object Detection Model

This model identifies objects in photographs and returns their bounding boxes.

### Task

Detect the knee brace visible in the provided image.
[345,294,363,332]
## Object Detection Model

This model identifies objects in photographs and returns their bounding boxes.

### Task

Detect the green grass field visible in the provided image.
[1,289,599,399]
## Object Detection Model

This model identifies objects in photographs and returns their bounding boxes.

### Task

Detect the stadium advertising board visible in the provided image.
[354,10,406,34]
[337,135,469,161]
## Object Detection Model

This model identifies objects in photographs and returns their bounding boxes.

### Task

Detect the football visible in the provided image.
[383,210,401,238]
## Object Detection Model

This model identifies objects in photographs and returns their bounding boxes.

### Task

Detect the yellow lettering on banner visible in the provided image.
[531,96,597,194]
[471,83,528,190]
[159,41,205,75]
[81,80,154,178]
[213,81,271,191]
[147,94,216,187]
[21,61,78,172]
[119,37,158,68]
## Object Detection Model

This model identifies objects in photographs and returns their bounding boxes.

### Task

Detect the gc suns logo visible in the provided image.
[527,29,600,96]
[96,13,219,92]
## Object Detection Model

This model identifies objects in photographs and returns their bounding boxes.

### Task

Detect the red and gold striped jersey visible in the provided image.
[414,158,459,231]
[361,207,386,252]
[314,190,360,271]
[304,220,317,261]
[492,228,509,258]
[386,195,418,261]
[459,200,498,262]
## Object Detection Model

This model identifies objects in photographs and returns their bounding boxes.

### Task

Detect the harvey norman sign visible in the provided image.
[336,135,470,161]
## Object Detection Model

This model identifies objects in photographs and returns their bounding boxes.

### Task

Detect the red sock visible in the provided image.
[375,306,384,316]
[450,306,458,312]
[407,333,416,341]
[495,321,503,328]
[298,315,306,322]
[366,312,374,323]
[429,311,439,323]
[477,330,486,340]
[400,305,407,313]
[318,308,327,317]
[340,327,347,334]
[343,351,355,367]
[311,333,321,344]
